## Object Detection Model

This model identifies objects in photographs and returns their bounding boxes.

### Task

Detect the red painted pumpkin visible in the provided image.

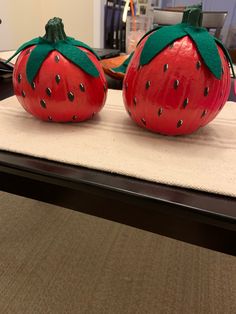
[8,17,107,122]
[123,8,233,135]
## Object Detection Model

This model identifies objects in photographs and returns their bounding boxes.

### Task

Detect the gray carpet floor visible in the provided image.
[0,191,235,314]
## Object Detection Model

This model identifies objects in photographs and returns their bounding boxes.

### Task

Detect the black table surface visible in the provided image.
[1,78,236,256]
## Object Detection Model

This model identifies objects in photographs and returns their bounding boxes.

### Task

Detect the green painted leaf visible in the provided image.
[215,37,235,78]
[137,26,161,47]
[66,37,100,60]
[5,38,40,63]
[140,24,187,66]
[185,26,222,79]
[112,52,134,74]
[55,42,99,77]
[26,44,54,83]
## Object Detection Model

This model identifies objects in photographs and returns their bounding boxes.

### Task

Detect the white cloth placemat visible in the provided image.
[0,90,236,197]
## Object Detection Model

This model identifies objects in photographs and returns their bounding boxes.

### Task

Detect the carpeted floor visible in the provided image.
[0,191,235,314]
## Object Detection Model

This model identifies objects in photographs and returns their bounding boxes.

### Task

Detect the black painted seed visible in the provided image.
[169,43,174,48]
[204,87,209,96]
[17,74,22,83]
[138,65,142,71]
[133,97,137,106]
[174,80,179,89]
[201,109,207,118]
[55,74,61,84]
[164,64,169,72]
[31,82,36,90]
[48,116,52,121]
[141,118,146,126]
[127,110,131,116]
[177,120,183,128]
[146,81,151,89]
[55,55,60,63]
[25,49,31,55]
[46,87,52,96]
[183,98,189,108]
[21,90,26,98]
[40,99,46,109]
[196,61,201,69]
[72,115,78,120]
[68,92,74,102]
[103,84,107,92]
[79,83,85,92]
[158,108,163,116]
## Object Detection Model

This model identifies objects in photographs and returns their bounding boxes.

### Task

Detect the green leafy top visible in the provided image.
[6,17,100,83]
[114,8,235,79]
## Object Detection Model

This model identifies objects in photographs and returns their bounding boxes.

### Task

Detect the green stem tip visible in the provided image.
[43,17,67,43]
[182,8,203,27]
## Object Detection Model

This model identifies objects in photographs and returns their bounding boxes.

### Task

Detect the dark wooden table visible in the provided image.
[1,78,236,256]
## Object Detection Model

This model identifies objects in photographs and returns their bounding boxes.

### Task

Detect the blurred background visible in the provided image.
[0,0,95,50]
[1,0,236,91]
[1,0,236,51]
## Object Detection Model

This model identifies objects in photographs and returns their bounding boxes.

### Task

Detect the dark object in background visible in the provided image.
[229,49,236,64]
[93,48,120,59]
[0,59,13,79]
[0,18,14,79]
[104,0,126,52]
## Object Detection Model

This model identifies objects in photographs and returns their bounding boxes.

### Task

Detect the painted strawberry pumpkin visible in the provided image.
[123,8,235,135]
[7,17,107,122]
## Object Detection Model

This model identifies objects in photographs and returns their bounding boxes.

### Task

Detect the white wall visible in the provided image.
[0,0,94,51]
[40,0,94,45]
[93,0,106,48]
[0,0,41,50]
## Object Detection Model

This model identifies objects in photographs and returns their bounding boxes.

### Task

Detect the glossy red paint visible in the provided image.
[123,36,231,135]
[13,46,107,122]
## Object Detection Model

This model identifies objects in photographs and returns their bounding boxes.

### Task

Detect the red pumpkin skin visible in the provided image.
[13,46,107,122]
[123,36,231,135]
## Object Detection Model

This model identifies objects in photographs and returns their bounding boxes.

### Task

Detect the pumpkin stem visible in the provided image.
[182,8,203,27]
[43,17,67,43]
